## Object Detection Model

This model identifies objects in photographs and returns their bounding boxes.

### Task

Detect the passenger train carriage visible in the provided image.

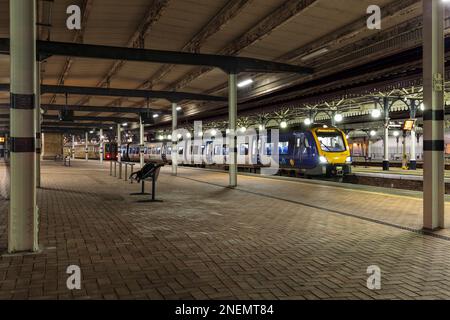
[121,124,352,177]
[64,142,118,160]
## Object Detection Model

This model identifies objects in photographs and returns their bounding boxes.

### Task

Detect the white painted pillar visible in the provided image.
[99,129,103,164]
[139,115,144,168]
[71,135,75,160]
[229,73,238,187]
[9,0,38,252]
[383,98,390,171]
[423,0,445,230]
[85,131,88,161]
[410,128,417,169]
[117,123,121,162]
[35,61,41,188]
[172,102,177,176]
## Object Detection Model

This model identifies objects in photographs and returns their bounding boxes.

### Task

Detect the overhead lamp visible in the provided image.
[158,135,163,140]
[109,127,113,130]
[177,133,182,139]
[198,131,204,137]
[153,114,159,118]
[370,130,377,137]
[186,132,191,138]
[334,114,343,123]
[419,103,425,111]
[304,118,312,126]
[371,109,381,118]
[280,121,288,129]
[240,127,247,133]
[258,124,265,131]
[300,48,329,62]
[237,79,253,88]
[122,122,128,126]
[176,106,182,111]
[89,130,94,134]
[393,131,400,137]
[226,129,230,134]
[211,129,217,136]
[167,134,172,140]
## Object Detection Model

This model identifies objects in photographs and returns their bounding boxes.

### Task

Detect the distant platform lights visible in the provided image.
[371,109,382,118]
[304,118,312,126]
[334,113,343,123]
[370,130,377,137]
[280,121,288,129]
[419,102,425,111]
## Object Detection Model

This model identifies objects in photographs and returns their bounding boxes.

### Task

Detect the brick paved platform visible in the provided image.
[1,160,450,300]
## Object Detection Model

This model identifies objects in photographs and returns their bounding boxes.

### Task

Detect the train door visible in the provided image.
[205,141,214,164]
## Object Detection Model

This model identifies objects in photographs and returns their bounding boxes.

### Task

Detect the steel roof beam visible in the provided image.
[0,114,138,123]
[0,83,228,103]
[0,102,168,115]
[0,38,313,75]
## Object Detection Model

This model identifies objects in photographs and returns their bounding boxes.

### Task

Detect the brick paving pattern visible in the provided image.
[0,160,450,299]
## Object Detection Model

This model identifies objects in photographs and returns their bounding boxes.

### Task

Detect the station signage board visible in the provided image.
[0,137,4,143]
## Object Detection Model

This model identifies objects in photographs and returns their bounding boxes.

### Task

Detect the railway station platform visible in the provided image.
[2,160,450,300]
[348,166,450,194]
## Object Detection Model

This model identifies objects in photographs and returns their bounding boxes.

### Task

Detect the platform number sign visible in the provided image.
[66,5,81,30]
[367,265,381,290]
[367,5,381,30]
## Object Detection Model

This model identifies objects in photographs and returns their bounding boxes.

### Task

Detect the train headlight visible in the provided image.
[346,156,352,163]
[319,156,328,164]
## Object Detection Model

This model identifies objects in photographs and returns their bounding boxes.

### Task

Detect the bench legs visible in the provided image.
[130,180,151,196]
[137,177,163,203]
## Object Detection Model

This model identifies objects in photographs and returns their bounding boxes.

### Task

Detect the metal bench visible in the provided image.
[129,163,164,202]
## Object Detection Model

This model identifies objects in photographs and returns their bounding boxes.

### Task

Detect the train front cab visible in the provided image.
[310,127,352,177]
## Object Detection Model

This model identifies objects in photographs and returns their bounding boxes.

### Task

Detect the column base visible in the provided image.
[409,160,417,170]
[382,160,389,171]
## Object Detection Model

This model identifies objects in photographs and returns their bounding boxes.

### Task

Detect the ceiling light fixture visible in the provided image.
[237,79,254,88]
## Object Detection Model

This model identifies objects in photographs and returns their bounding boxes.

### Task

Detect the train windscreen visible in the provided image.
[317,131,346,152]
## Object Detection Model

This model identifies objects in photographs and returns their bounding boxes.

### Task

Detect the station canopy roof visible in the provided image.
[0,0,430,131]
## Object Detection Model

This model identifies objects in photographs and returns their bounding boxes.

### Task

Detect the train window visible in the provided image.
[279,142,289,155]
[156,148,161,154]
[239,144,249,156]
[265,143,273,156]
[178,147,184,155]
[214,145,222,155]
[304,137,310,148]
[317,131,346,152]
